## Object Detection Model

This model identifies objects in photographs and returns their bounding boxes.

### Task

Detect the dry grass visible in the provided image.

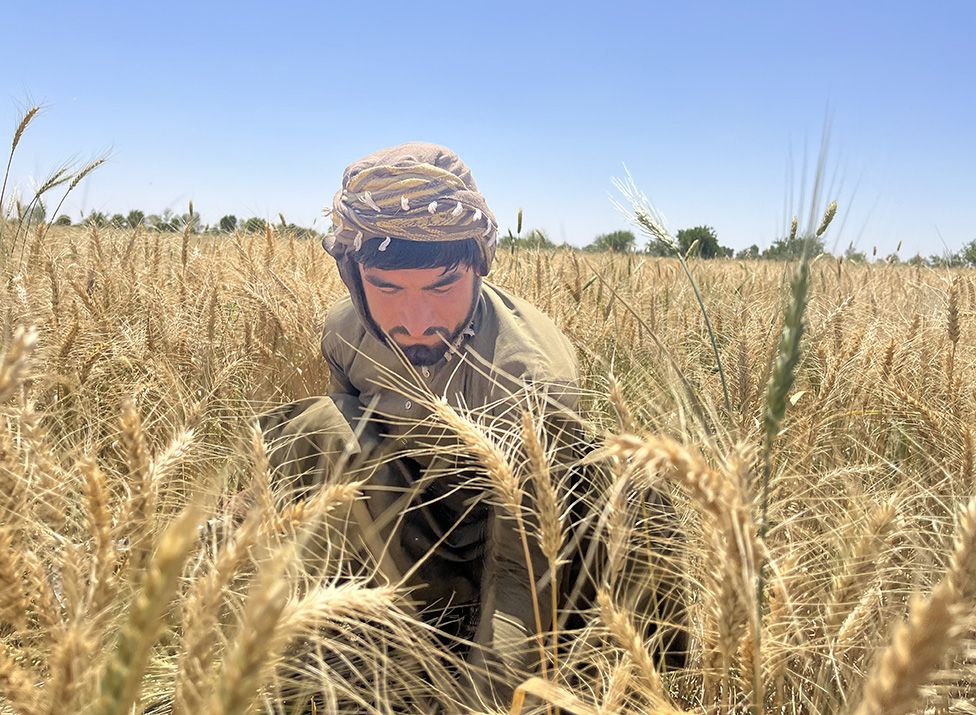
[1,198,976,713]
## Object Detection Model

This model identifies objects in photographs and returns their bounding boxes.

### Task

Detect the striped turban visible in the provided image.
[323,142,498,275]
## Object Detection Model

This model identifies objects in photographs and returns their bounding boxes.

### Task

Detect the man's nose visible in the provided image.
[397,301,435,339]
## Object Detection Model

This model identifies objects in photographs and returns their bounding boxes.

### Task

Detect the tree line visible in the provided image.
[502,224,976,266]
[34,202,976,266]
[37,202,318,238]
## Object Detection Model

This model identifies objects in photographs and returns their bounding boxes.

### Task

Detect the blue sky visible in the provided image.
[2,1,973,257]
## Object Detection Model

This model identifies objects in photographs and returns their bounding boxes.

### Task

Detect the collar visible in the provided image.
[443,287,486,363]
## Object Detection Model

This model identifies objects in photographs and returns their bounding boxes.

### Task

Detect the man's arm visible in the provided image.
[324,347,357,397]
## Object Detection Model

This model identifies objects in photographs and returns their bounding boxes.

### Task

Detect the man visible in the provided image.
[259,142,583,706]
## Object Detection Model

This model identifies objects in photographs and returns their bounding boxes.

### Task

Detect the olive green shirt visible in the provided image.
[321,281,579,442]
[321,280,581,681]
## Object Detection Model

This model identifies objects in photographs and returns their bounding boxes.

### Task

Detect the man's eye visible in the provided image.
[428,286,452,295]
[378,287,400,294]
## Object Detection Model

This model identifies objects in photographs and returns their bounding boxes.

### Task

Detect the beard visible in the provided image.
[391,324,464,366]
[373,279,481,367]
[400,342,451,366]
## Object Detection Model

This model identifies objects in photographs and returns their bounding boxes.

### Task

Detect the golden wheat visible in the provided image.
[1,219,975,714]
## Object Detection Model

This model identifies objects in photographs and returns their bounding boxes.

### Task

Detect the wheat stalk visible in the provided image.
[79,458,118,627]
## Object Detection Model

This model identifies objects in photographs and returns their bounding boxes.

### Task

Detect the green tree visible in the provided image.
[736,244,760,259]
[521,228,554,249]
[644,239,673,257]
[929,251,964,268]
[498,228,556,251]
[586,229,635,253]
[28,199,46,226]
[86,211,108,227]
[151,208,177,231]
[762,234,824,260]
[111,214,126,228]
[499,227,555,250]
[174,210,202,233]
[675,225,731,258]
[219,214,238,232]
[960,238,976,266]
[54,214,71,226]
[243,217,268,233]
[126,210,145,228]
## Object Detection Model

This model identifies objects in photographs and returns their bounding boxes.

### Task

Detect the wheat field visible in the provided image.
[1,204,975,715]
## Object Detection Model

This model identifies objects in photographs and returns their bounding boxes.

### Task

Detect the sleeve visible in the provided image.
[321,313,358,398]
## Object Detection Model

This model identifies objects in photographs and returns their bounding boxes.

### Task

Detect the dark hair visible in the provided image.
[353,237,481,273]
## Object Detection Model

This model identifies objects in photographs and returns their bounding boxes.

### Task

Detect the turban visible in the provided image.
[323,142,497,275]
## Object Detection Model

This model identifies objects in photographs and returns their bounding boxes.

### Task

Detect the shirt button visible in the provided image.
[404,400,412,409]
[422,368,431,378]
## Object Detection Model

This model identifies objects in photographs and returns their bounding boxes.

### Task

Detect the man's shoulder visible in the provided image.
[481,283,578,381]
[322,295,367,358]
[324,295,358,332]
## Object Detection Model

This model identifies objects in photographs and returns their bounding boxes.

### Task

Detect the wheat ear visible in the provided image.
[0,641,38,714]
[79,457,117,626]
[117,397,155,579]
[522,410,565,676]
[172,509,263,715]
[431,398,548,678]
[597,589,668,708]
[853,580,959,715]
[91,505,201,715]
[0,526,28,632]
[0,325,37,404]
[205,546,294,715]
[854,495,976,715]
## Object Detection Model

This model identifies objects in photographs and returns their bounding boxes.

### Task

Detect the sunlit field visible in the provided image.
[1,208,975,715]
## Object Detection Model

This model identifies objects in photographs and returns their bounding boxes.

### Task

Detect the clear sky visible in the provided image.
[2,1,973,257]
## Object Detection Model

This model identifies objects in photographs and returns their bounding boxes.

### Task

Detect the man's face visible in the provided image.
[358,263,478,366]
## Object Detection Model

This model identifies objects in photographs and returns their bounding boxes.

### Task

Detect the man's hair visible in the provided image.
[353,237,481,273]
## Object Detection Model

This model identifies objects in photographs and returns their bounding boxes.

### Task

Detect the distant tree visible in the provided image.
[644,239,673,257]
[736,244,760,259]
[499,227,555,250]
[219,214,238,232]
[586,229,635,253]
[929,251,964,268]
[843,246,868,263]
[54,214,72,226]
[126,210,145,228]
[86,211,108,228]
[243,217,268,233]
[884,253,902,264]
[762,233,824,260]
[110,214,127,228]
[675,225,731,258]
[27,199,46,225]
[152,208,177,231]
[289,226,319,240]
[522,228,554,249]
[174,211,202,233]
[907,254,926,267]
[960,238,976,266]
